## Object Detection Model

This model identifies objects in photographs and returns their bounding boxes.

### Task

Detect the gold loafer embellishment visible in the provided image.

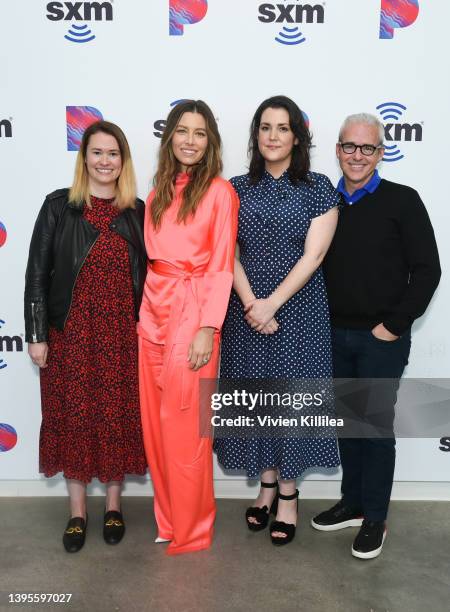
[105,519,123,527]
[65,526,84,534]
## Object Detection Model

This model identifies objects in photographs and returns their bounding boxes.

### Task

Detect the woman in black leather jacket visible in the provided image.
[24,120,147,553]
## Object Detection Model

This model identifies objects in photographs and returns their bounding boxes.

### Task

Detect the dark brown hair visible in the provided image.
[248,95,311,185]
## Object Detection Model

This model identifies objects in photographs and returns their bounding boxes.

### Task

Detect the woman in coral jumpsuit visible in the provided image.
[138,100,238,555]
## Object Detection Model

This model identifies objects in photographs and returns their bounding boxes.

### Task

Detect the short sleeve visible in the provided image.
[229,175,246,199]
[308,173,340,219]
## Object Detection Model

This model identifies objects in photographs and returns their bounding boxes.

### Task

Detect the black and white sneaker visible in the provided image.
[351,520,386,559]
[311,500,364,531]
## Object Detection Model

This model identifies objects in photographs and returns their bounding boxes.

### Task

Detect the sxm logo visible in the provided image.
[46,1,113,43]
[379,0,419,40]
[0,118,13,138]
[66,106,104,151]
[0,319,24,370]
[169,0,208,36]
[439,437,450,452]
[376,102,422,162]
[0,423,18,452]
[153,99,189,138]
[258,2,325,46]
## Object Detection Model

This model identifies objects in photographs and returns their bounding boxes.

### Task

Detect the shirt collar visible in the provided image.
[337,170,381,205]
[263,168,290,183]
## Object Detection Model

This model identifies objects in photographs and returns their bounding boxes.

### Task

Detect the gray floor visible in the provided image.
[1,498,449,612]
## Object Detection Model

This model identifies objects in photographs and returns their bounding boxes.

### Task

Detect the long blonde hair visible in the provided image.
[69,120,137,210]
[151,100,223,229]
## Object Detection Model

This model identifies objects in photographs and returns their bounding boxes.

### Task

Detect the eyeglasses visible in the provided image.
[338,142,384,156]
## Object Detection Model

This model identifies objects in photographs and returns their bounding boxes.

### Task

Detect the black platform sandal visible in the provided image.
[245,481,279,532]
[270,489,299,546]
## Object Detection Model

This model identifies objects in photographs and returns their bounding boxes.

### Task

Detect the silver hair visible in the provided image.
[338,113,385,146]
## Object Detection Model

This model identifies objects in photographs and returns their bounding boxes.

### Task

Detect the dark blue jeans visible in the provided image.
[332,327,411,522]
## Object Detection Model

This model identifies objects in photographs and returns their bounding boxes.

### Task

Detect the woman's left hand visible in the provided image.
[244,298,278,331]
[188,327,215,371]
[259,318,279,335]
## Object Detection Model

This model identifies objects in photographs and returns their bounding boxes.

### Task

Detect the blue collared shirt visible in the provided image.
[337,170,381,205]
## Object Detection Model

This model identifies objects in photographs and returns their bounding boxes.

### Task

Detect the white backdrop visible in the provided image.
[1,0,449,497]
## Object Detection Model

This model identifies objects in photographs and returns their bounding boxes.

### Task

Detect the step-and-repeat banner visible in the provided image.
[1,1,449,489]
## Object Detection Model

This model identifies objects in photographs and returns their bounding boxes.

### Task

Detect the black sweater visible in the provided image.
[323,179,441,336]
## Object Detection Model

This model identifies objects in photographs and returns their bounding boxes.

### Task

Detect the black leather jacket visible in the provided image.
[24,188,147,343]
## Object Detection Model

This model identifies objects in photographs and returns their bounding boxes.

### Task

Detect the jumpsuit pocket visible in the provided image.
[170,344,194,411]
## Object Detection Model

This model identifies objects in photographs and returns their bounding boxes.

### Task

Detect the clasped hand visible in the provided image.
[244,298,279,334]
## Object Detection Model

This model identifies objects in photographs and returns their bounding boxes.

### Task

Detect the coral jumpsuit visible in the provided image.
[138,172,238,555]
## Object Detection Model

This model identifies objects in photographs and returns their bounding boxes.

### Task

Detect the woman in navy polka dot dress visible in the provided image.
[214,96,341,545]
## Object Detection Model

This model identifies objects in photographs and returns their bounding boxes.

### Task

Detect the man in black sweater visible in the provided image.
[311,113,441,559]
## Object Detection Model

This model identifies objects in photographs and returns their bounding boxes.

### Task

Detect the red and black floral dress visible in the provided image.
[39,196,147,483]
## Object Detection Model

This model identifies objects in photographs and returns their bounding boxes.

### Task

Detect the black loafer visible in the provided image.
[63,516,88,553]
[103,510,125,545]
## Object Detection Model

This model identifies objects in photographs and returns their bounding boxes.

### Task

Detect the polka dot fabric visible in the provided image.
[39,197,147,483]
[214,171,341,479]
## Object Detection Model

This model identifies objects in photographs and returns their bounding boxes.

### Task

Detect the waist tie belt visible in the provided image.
[151,260,206,410]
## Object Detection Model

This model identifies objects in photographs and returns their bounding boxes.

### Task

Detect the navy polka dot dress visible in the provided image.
[214,171,341,479]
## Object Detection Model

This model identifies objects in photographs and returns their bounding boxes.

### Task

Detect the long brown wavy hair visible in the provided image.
[69,120,137,210]
[151,100,222,229]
